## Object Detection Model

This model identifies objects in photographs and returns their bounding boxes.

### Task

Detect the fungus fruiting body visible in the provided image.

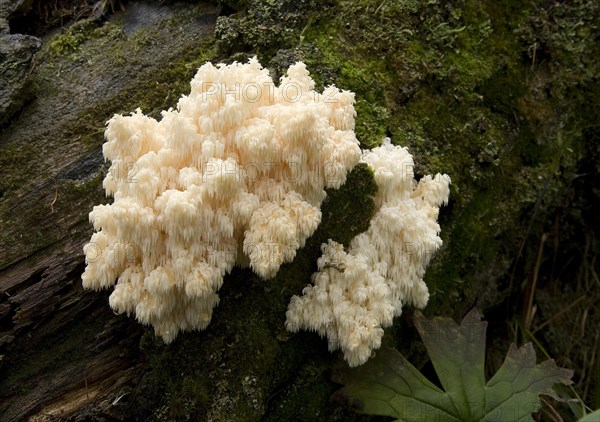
[82,58,450,367]
[286,140,451,366]
[82,58,360,342]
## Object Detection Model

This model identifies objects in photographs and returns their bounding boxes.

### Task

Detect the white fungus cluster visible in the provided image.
[286,139,451,367]
[82,57,361,343]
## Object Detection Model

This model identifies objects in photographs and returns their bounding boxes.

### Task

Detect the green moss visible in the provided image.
[249,0,598,341]
[316,164,378,248]
[133,163,378,421]
[48,22,93,55]
[86,41,218,122]
[215,0,321,56]
[262,359,347,422]
[5,0,597,417]
[108,0,599,417]
[47,19,125,61]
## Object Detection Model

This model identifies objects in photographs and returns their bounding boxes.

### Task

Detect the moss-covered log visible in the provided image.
[1,0,598,420]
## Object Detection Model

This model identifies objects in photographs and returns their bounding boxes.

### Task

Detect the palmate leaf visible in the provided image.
[334,309,573,422]
[578,409,600,421]
[332,346,460,421]
[414,307,487,420]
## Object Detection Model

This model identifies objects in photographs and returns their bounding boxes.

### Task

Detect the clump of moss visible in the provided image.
[48,21,94,55]
[215,0,321,55]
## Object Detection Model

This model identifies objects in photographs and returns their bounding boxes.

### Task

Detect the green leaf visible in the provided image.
[414,309,487,420]
[332,347,460,422]
[578,409,600,422]
[334,310,573,422]
[484,343,573,421]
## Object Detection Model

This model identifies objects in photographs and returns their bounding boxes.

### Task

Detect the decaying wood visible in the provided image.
[0,2,218,420]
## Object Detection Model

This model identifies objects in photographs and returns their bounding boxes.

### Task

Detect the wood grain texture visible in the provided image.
[0,2,218,420]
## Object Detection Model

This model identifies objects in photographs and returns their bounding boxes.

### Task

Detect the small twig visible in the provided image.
[296,18,313,48]
[530,42,537,71]
[582,328,599,402]
[540,396,563,422]
[509,178,549,300]
[523,233,547,332]
[50,184,58,213]
[531,295,586,334]
[374,0,387,15]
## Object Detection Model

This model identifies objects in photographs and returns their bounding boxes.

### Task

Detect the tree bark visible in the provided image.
[0,2,219,420]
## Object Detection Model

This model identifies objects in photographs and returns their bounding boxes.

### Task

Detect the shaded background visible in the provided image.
[0,0,598,420]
